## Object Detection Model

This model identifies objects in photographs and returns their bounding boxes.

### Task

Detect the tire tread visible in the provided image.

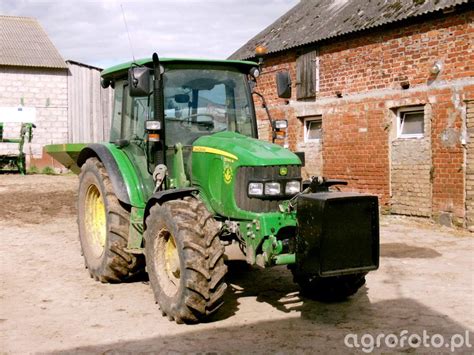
[144,196,227,323]
[78,157,144,283]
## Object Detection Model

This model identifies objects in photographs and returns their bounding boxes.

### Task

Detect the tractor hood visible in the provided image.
[192,131,301,166]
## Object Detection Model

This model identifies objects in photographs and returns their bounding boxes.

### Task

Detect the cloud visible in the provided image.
[1,0,298,68]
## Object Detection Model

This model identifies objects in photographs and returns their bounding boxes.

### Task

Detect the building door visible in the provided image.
[390,106,432,217]
[298,115,323,176]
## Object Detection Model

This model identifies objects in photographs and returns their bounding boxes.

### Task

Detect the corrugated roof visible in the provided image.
[229,0,471,60]
[0,15,67,69]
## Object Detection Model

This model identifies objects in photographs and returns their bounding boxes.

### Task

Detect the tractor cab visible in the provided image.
[100,57,266,189]
[106,61,258,146]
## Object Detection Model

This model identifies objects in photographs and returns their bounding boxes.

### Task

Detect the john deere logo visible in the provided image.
[279,167,288,176]
[223,167,233,184]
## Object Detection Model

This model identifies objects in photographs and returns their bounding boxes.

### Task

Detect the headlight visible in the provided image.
[264,182,281,195]
[273,120,288,129]
[249,67,260,78]
[145,120,161,130]
[248,182,263,196]
[285,181,301,194]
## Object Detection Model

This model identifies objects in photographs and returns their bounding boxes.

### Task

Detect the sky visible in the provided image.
[0,0,299,69]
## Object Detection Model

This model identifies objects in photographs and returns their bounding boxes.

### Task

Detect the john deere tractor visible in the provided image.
[46,54,379,324]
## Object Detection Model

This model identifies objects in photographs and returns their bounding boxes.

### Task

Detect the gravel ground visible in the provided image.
[0,174,473,354]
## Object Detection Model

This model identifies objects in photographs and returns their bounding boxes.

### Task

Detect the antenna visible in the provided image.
[120,3,136,63]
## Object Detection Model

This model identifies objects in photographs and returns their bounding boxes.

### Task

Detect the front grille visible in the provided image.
[235,165,301,213]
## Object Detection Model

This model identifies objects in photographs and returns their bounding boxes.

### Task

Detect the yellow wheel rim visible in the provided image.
[84,184,107,257]
[163,230,180,286]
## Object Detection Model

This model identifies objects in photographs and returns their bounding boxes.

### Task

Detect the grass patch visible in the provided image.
[27,165,39,174]
[41,166,56,175]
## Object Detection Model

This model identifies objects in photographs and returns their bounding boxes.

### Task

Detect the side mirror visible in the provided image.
[275,71,292,99]
[128,67,150,97]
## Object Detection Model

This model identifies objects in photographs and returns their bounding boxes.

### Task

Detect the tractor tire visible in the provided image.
[291,268,366,302]
[144,196,227,324]
[78,157,144,283]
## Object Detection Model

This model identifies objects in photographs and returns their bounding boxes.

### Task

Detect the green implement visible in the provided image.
[0,122,35,175]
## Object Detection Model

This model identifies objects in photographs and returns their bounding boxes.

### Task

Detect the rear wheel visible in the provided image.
[291,268,366,301]
[144,196,227,324]
[78,157,143,282]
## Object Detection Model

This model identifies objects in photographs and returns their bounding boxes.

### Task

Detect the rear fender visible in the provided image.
[77,144,146,208]
[144,188,198,227]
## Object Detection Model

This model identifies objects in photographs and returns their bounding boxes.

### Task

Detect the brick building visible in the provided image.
[230,0,474,228]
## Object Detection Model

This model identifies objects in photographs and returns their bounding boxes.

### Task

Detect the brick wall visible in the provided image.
[318,10,474,97]
[254,9,474,223]
[0,66,68,158]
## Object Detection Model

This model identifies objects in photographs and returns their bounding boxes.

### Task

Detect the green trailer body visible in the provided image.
[0,122,35,174]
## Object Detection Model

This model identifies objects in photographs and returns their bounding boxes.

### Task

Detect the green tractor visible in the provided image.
[46,54,379,324]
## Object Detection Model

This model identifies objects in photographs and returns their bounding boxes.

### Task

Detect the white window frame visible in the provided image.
[304,116,322,142]
[397,106,425,139]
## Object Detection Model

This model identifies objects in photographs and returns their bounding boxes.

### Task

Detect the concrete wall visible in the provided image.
[465,100,474,230]
[253,9,474,225]
[0,66,68,158]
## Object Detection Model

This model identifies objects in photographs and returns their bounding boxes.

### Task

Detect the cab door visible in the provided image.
[111,80,154,200]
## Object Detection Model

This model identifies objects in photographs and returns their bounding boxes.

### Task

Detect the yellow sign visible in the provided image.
[223,166,233,184]
[192,146,238,161]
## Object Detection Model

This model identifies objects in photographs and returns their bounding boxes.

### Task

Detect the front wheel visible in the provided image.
[144,196,227,324]
[291,268,366,302]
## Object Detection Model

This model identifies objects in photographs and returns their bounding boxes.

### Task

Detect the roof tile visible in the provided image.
[0,15,67,69]
[229,0,471,60]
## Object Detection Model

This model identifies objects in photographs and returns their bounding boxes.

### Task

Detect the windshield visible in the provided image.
[163,68,255,146]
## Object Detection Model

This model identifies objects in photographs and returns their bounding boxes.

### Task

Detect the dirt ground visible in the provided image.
[0,174,473,354]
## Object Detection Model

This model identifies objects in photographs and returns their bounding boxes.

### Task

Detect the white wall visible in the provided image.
[0,66,68,157]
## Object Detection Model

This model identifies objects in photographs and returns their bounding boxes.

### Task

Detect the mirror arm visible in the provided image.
[152,53,164,125]
[152,52,166,167]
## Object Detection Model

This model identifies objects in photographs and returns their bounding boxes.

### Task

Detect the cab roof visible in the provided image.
[101,57,258,79]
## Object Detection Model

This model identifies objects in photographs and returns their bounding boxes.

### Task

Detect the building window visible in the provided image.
[304,116,322,142]
[397,107,424,138]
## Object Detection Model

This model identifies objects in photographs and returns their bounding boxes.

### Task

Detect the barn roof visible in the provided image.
[229,0,471,60]
[0,15,67,69]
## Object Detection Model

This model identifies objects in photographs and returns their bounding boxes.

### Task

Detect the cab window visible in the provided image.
[112,82,150,142]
